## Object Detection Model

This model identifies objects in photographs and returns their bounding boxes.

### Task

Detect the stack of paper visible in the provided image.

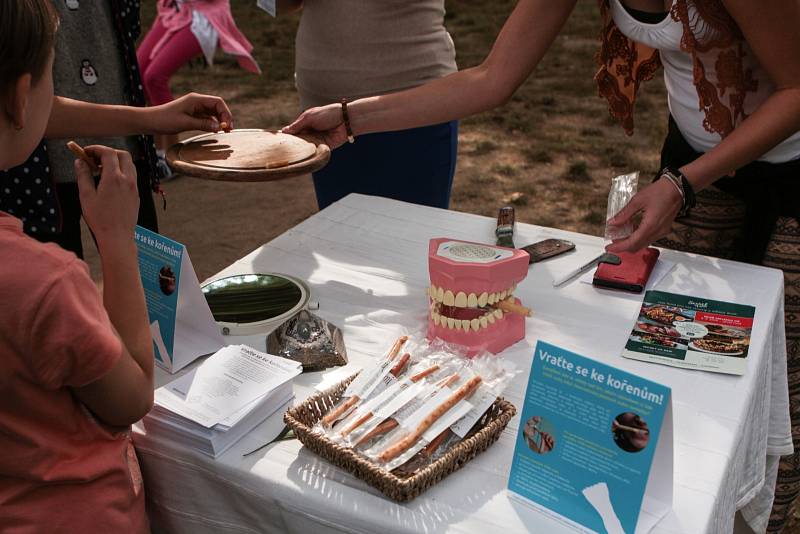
[145,344,302,457]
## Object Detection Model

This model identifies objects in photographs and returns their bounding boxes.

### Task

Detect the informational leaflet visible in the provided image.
[156,345,302,428]
[622,290,755,375]
[135,226,224,373]
[509,341,672,534]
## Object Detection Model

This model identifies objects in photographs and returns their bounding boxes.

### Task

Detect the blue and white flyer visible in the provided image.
[508,341,673,534]
[135,226,223,373]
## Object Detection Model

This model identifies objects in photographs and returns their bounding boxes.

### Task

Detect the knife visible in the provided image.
[552,252,621,287]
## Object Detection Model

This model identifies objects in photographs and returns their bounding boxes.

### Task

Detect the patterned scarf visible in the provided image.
[596,0,758,137]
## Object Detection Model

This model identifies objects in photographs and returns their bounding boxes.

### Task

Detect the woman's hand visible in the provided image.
[605,178,683,254]
[282,104,348,148]
[148,92,234,134]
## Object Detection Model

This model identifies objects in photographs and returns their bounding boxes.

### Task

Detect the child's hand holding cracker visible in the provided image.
[148,92,234,134]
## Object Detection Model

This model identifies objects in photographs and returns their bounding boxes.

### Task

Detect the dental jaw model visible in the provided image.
[428,238,531,355]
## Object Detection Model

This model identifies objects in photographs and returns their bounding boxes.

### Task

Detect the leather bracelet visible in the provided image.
[341,98,355,144]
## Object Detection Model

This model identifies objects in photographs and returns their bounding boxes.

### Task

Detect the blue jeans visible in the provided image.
[312,121,459,210]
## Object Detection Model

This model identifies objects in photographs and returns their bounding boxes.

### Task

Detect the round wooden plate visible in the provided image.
[166,129,331,182]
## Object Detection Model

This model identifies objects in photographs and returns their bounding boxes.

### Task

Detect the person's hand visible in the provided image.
[149,92,234,134]
[75,146,139,250]
[605,178,683,254]
[282,103,349,148]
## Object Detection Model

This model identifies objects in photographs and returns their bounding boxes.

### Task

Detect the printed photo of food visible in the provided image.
[633,321,681,339]
[688,335,749,357]
[629,332,688,350]
[685,322,751,357]
[641,305,694,326]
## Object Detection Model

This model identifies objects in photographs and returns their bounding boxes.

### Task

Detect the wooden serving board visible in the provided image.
[166,129,331,182]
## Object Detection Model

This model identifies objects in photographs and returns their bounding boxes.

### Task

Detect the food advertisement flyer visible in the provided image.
[509,341,671,534]
[622,291,755,375]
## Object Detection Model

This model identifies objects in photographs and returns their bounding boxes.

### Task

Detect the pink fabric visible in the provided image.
[0,213,148,533]
[149,0,260,74]
[138,17,203,105]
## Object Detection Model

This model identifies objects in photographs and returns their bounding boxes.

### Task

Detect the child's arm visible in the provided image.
[70,147,154,426]
[45,92,234,139]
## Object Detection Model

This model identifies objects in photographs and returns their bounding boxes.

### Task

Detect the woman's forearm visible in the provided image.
[349,65,502,135]
[45,96,152,139]
[681,87,800,190]
[349,0,577,135]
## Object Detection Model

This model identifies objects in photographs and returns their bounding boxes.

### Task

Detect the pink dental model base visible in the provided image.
[427,237,530,356]
[427,298,527,355]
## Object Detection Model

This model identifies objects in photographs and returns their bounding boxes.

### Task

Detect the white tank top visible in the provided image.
[610,0,800,163]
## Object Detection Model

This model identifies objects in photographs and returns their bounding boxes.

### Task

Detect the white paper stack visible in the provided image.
[145,345,302,457]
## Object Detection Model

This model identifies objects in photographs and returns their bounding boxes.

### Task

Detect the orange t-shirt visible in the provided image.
[0,213,148,533]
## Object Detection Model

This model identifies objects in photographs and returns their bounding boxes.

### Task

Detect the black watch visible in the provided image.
[658,166,696,217]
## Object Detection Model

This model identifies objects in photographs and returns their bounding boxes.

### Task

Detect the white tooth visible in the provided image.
[478,292,488,307]
[511,284,517,293]
[461,319,470,331]
[433,313,440,326]
[494,309,503,319]
[454,292,467,308]
[455,319,464,331]
[447,317,456,329]
[471,318,480,331]
[430,284,436,297]
[500,289,507,300]
[443,290,455,306]
[488,293,496,305]
[467,293,478,307]
[436,286,444,302]
[487,312,496,324]
[480,316,488,328]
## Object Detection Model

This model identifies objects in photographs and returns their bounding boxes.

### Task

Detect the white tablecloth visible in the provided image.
[133,194,792,534]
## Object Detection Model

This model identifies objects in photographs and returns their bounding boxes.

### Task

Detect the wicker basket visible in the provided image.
[284,375,517,502]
